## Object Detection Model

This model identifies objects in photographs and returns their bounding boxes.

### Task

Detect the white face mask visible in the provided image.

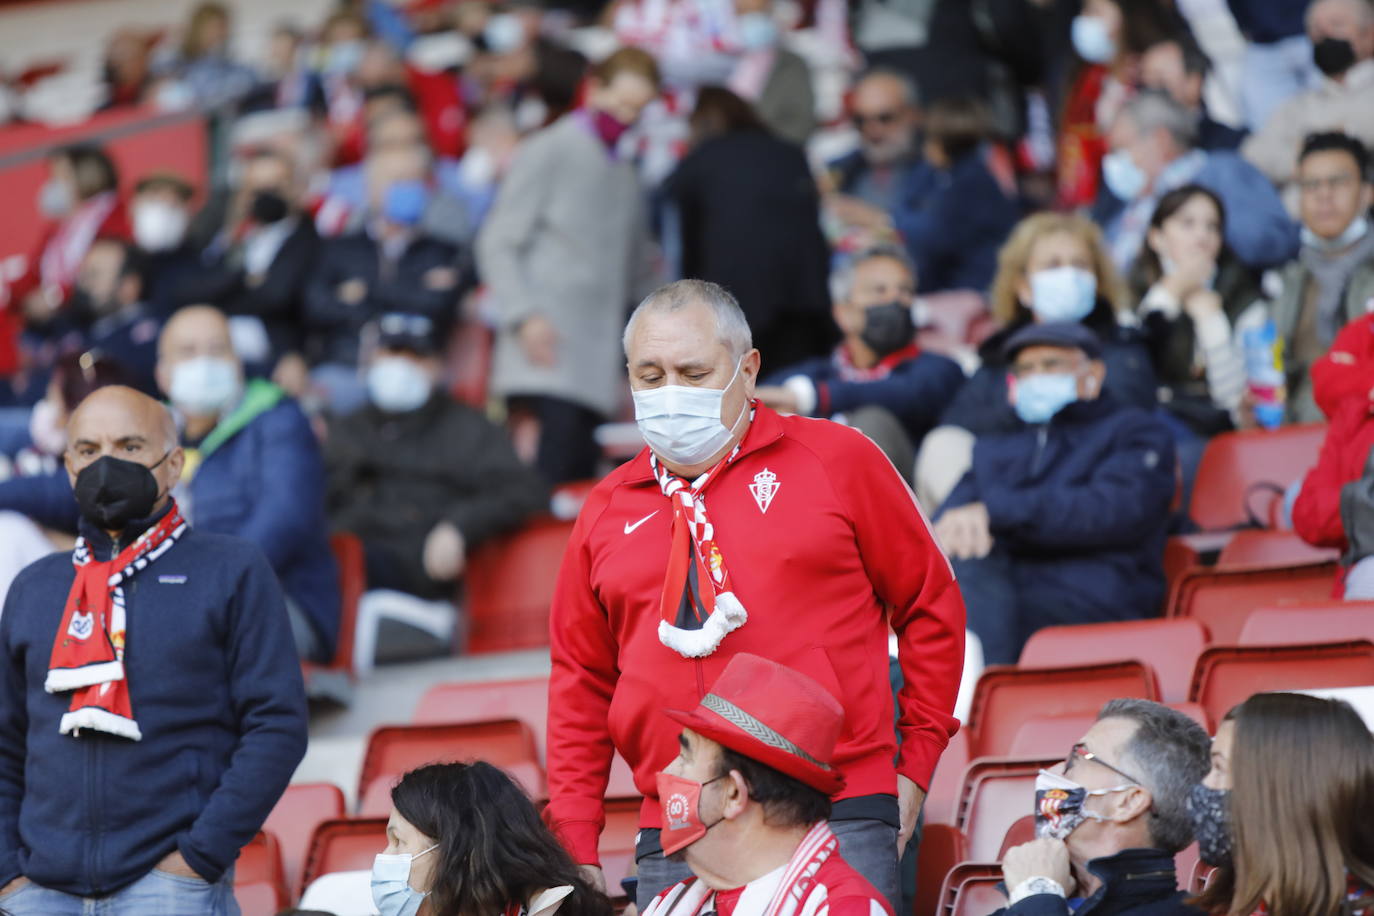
[1029,266,1098,323]
[38,178,74,219]
[633,358,748,467]
[28,398,67,456]
[133,201,190,253]
[1070,14,1116,64]
[367,356,434,414]
[170,356,242,418]
[371,843,438,916]
[1302,215,1370,252]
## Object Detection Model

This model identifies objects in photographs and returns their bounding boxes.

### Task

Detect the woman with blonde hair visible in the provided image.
[1190,692,1374,916]
[914,212,1156,510]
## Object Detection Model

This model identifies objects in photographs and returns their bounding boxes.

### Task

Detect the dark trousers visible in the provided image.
[952,547,1036,666]
[510,395,604,486]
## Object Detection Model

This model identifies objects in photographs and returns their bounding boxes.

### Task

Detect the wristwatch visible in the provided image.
[1009,876,1067,904]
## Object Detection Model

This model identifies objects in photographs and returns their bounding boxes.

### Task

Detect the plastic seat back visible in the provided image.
[924,728,971,826]
[1216,530,1340,568]
[301,818,389,890]
[1167,564,1339,643]
[998,815,1037,859]
[914,823,966,916]
[265,782,346,898]
[938,863,1006,916]
[600,797,643,899]
[1239,603,1374,646]
[1190,641,1374,725]
[1188,424,1325,531]
[957,757,1059,862]
[465,516,576,654]
[1019,619,1208,704]
[233,881,287,916]
[235,831,287,908]
[967,662,1159,758]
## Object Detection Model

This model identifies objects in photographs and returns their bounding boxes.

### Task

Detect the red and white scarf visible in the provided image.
[44,502,187,740]
[39,192,119,298]
[650,424,751,659]
[643,822,841,916]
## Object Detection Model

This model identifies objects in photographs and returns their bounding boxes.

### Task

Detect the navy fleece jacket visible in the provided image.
[0,510,308,895]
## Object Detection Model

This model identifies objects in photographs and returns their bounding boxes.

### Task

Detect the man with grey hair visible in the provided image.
[1097,89,1296,271]
[993,698,1210,915]
[755,246,964,477]
[547,279,966,915]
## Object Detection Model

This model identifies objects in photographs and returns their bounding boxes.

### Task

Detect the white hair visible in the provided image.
[829,244,916,304]
[1308,0,1374,30]
[622,279,753,360]
[1120,88,1199,151]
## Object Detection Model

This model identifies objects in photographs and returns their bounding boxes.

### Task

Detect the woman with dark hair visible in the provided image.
[1129,184,1267,497]
[1190,692,1374,916]
[661,86,832,371]
[373,762,611,916]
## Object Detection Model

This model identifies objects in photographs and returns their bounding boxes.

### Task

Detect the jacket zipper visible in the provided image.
[694,659,705,698]
[1031,426,1050,475]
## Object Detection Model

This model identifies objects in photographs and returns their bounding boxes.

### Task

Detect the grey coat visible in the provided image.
[1272,256,1374,423]
[476,114,659,417]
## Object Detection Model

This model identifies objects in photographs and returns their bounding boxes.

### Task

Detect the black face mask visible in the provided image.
[73,453,168,531]
[859,301,917,358]
[1187,783,1233,869]
[249,190,290,224]
[1313,37,1357,77]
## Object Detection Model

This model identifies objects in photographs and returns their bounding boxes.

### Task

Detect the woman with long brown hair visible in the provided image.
[1190,692,1374,916]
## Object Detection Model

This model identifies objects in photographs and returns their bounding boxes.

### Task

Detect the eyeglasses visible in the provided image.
[851,110,901,129]
[1298,174,1359,195]
[377,313,435,337]
[1064,743,1144,786]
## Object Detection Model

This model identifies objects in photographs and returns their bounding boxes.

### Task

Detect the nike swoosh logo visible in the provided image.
[624,511,659,535]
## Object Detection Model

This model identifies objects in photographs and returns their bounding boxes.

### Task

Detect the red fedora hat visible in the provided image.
[664,653,846,796]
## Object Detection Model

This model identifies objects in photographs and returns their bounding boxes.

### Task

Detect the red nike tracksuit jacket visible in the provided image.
[546,404,966,864]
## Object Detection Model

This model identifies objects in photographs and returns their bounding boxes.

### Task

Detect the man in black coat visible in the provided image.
[324,314,546,602]
[992,699,1209,916]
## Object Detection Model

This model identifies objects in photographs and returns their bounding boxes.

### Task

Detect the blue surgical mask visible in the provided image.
[1014,372,1080,424]
[1071,15,1116,64]
[738,12,780,50]
[1029,266,1097,323]
[383,180,429,227]
[1101,149,1147,202]
[371,843,438,916]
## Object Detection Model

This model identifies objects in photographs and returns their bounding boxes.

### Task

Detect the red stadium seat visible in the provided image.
[965,662,1159,759]
[235,831,288,908]
[915,290,989,359]
[600,796,643,900]
[265,782,346,899]
[303,533,367,702]
[301,817,389,890]
[924,728,971,825]
[1175,843,1201,894]
[1163,532,1235,586]
[233,881,287,916]
[1189,641,1374,726]
[1008,703,1208,759]
[956,757,1060,862]
[1239,602,1374,646]
[412,676,639,797]
[938,862,1006,916]
[1019,619,1209,704]
[999,815,1037,858]
[464,515,576,654]
[1216,530,1340,568]
[357,720,546,815]
[1188,424,1325,531]
[1166,563,1339,644]
[447,319,494,409]
[914,823,966,916]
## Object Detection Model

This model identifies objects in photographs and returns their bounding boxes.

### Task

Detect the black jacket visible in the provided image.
[304,231,461,367]
[993,848,1203,916]
[325,392,548,560]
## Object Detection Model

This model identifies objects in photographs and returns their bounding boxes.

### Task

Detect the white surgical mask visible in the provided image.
[738,12,780,51]
[170,356,242,418]
[38,178,74,218]
[133,201,189,253]
[1071,14,1116,64]
[371,844,438,916]
[484,13,526,54]
[28,398,67,456]
[458,146,497,189]
[367,357,434,413]
[1029,266,1097,323]
[1101,149,1147,202]
[1302,215,1370,252]
[633,359,748,467]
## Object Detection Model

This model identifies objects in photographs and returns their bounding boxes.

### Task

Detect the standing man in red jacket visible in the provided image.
[547,279,965,914]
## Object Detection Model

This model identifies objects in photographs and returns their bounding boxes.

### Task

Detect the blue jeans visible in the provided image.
[0,869,238,915]
[635,817,900,914]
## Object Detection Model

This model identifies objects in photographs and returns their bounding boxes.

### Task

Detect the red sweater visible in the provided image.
[546,405,966,864]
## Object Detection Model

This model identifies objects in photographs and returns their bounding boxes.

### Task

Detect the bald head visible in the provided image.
[65,386,184,528]
[156,305,241,412]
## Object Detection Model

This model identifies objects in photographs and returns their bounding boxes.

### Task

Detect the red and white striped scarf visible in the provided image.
[643,822,841,916]
[650,416,752,658]
[44,502,188,740]
[39,192,118,298]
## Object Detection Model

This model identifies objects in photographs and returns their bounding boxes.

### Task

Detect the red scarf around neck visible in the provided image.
[44,502,187,740]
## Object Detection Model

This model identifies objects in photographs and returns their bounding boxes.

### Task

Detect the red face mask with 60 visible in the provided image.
[657,772,725,855]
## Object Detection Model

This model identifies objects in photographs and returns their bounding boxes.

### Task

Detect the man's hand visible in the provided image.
[0,877,28,898]
[825,193,894,232]
[155,850,203,880]
[1002,838,1075,897]
[896,774,926,852]
[932,503,993,560]
[336,278,368,306]
[754,385,800,414]
[579,864,607,894]
[518,315,559,368]
[423,521,467,582]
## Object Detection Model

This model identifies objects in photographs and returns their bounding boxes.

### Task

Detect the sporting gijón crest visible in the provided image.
[749,468,780,514]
